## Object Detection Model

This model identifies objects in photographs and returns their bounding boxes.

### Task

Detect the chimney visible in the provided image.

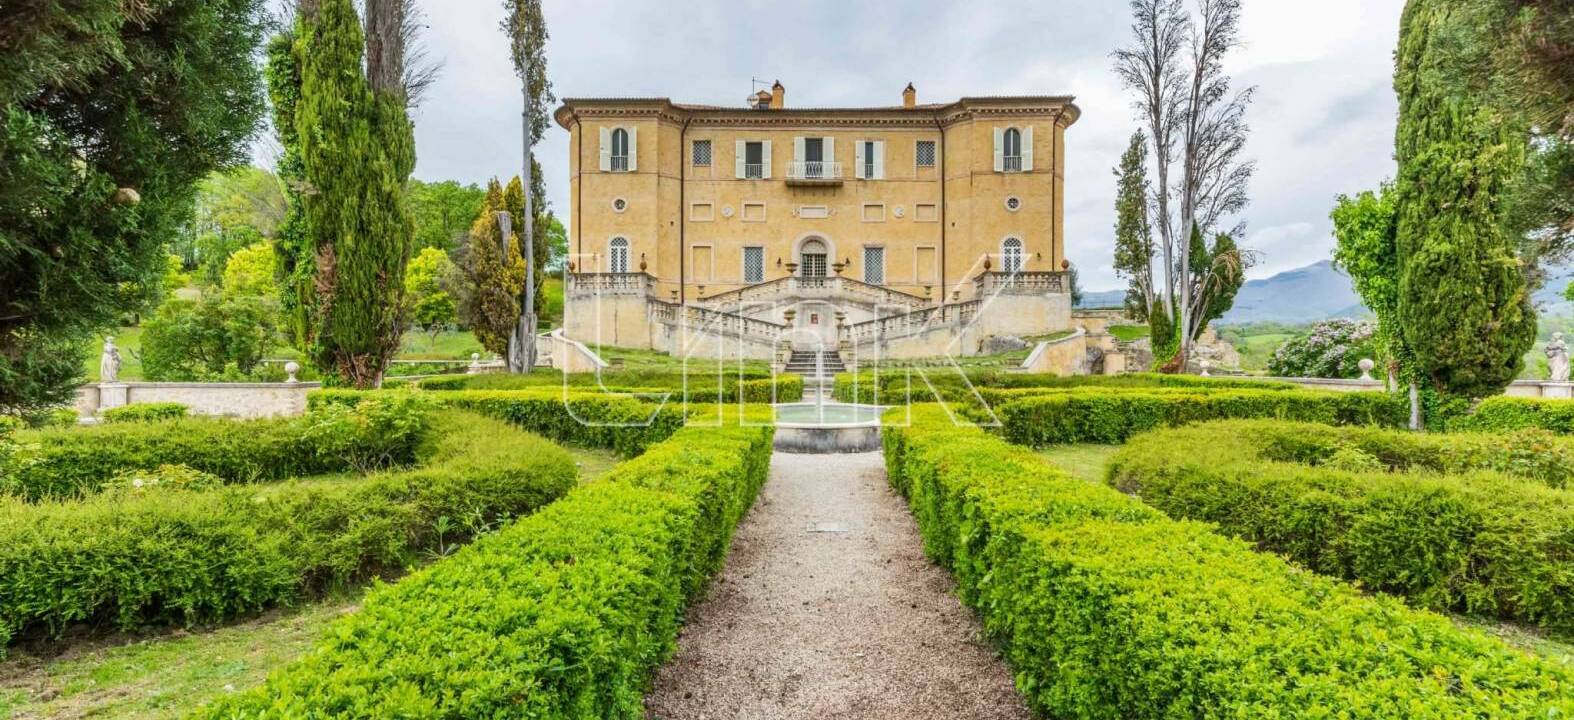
[751,90,772,110]
[903,82,916,109]
[770,80,785,110]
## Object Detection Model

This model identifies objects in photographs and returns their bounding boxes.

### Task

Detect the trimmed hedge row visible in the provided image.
[0,409,577,652]
[1451,396,1574,434]
[101,402,188,424]
[998,388,1407,446]
[832,370,1297,404]
[883,406,1574,718]
[418,367,777,392]
[2,395,430,501]
[314,389,690,458]
[194,408,774,718]
[1108,420,1574,634]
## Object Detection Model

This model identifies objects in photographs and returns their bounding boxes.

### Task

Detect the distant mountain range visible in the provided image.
[1080,259,1574,325]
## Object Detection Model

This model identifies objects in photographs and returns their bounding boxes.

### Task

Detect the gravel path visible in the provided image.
[644,452,1032,720]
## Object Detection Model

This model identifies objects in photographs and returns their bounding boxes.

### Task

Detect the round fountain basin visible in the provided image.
[773,403,884,454]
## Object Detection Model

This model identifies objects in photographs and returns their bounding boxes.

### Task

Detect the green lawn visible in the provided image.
[1236,333,1293,373]
[566,445,621,483]
[1107,324,1150,343]
[1038,444,1121,484]
[0,592,361,719]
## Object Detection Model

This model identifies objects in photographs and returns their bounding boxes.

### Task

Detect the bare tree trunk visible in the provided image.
[1408,381,1421,431]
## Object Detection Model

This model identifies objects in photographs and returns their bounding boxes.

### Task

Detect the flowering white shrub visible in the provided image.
[1268,319,1379,379]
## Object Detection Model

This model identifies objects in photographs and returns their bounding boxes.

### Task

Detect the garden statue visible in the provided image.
[1547,333,1570,382]
[99,336,121,384]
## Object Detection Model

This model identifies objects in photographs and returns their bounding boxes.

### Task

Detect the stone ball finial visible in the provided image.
[284,361,301,383]
[1358,358,1376,381]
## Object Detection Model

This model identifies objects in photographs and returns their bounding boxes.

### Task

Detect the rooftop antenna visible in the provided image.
[751,77,771,94]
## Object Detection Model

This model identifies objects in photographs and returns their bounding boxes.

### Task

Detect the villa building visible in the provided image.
[553,82,1089,368]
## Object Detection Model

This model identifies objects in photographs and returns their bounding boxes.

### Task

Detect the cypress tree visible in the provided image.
[281,0,418,387]
[1112,131,1157,324]
[1393,0,1536,399]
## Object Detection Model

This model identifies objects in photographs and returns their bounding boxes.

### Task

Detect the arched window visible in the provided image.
[799,238,828,278]
[1002,128,1022,171]
[609,237,630,273]
[610,128,629,171]
[1001,237,1024,273]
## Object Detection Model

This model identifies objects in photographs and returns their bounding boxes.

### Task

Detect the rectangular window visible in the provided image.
[745,141,764,179]
[862,141,876,179]
[863,246,885,285]
[692,140,712,167]
[743,246,764,284]
[916,140,936,168]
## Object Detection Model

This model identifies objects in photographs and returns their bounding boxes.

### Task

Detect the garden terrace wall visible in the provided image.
[1108,420,1574,633]
[997,388,1407,446]
[882,406,1574,717]
[195,408,773,717]
[2,396,428,501]
[0,410,577,652]
[832,370,1297,404]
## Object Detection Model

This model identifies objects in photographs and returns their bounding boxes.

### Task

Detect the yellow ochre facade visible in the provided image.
[553,83,1079,302]
[552,82,1090,365]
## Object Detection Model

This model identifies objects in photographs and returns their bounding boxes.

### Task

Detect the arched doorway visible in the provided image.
[799,238,828,278]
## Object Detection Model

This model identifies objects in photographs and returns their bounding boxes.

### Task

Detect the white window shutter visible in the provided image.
[873,141,886,180]
[627,127,638,172]
[854,141,866,179]
[992,127,1005,172]
[735,140,746,179]
[1021,126,1033,172]
[824,137,835,169]
[760,140,772,179]
[794,136,805,163]
[599,127,612,172]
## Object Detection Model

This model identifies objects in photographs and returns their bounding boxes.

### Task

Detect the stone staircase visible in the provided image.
[784,350,846,379]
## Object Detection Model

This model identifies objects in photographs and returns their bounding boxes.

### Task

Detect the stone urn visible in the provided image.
[783,309,797,325]
[832,261,846,276]
[639,253,648,272]
[785,262,799,275]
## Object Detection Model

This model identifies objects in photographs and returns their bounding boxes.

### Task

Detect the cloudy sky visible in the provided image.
[258,0,1406,290]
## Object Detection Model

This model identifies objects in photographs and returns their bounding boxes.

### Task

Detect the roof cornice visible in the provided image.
[553,95,1081,130]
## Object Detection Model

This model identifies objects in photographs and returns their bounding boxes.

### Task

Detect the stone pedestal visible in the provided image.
[1542,382,1573,399]
[97,383,130,413]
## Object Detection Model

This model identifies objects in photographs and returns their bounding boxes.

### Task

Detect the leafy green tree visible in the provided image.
[457,180,527,356]
[1394,0,1537,400]
[140,294,277,381]
[273,0,420,388]
[1332,186,1405,376]
[543,213,569,272]
[1185,226,1246,341]
[1112,131,1157,323]
[404,247,457,339]
[222,242,279,299]
[408,179,485,252]
[0,0,267,415]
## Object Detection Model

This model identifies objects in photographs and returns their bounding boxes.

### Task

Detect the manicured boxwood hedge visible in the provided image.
[100,402,188,423]
[883,406,1574,718]
[1108,420,1574,633]
[1451,396,1574,434]
[0,409,577,652]
[194,408,773,718]
[833,370,1297,404]
[998,388,1406,446]
[313,388,691,458]
[2,396,429,501]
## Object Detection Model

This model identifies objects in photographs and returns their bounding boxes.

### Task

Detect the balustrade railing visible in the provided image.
[697,275,929,311]
[568,272,657,296]
[972,270,1068,297]
[839,300,981,344]
[649,300,788,342]
[787,161,843,181]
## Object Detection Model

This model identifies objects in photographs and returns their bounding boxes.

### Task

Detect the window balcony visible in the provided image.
[743,163,765,180]
[787,160,843,186]
[1002,156,1023,172]
[610,156,629,172]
